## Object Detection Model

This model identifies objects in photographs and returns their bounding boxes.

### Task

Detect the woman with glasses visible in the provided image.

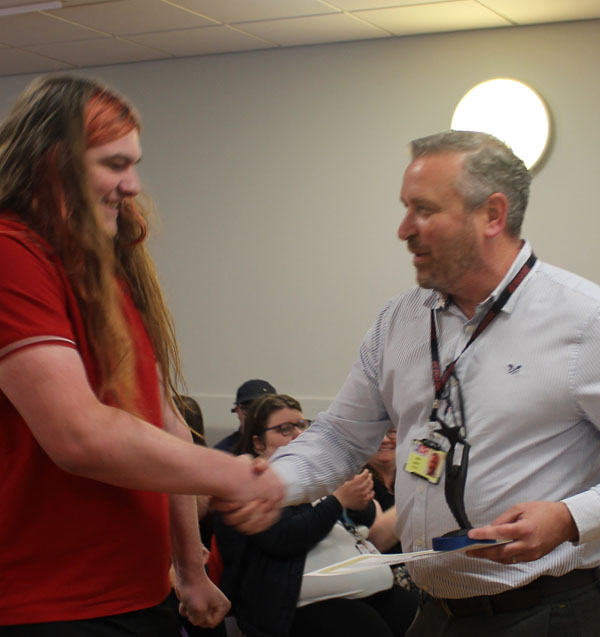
[366,428,401,553]
[214,394,417,637]
[365,431,418,596]
[368,428,397,509]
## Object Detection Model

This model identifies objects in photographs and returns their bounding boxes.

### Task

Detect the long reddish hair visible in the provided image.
[0,76,183,408]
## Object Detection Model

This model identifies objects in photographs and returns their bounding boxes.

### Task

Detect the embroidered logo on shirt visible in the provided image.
[507,364,522,375]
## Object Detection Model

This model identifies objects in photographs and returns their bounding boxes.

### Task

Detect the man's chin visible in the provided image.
[415,270,434,290]
[416,274,448,297]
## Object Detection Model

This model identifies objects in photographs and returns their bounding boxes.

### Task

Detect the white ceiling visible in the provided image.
[0,0,599,77]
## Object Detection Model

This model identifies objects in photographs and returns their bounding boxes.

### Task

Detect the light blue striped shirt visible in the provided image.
[271,241,600,597]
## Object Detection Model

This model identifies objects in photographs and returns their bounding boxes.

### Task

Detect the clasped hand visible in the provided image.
[211,455,284,534]
[333,469,374,510]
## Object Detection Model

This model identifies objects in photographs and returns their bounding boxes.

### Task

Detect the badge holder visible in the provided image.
[404,438,446,485]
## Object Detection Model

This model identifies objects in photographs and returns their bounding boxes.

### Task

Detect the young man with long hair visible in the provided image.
[0,76,282,636]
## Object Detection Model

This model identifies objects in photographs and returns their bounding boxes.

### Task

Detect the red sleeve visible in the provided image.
[0,228,76,362]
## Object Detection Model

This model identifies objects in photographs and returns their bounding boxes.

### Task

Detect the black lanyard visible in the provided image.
[427,252,537,531]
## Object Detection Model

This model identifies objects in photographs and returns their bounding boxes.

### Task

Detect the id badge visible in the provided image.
[404,438,446,484]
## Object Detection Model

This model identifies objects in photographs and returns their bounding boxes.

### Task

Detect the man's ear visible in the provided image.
[483,192,509,238]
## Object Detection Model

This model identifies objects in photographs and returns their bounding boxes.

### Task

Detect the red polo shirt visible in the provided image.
[0,217,171,624]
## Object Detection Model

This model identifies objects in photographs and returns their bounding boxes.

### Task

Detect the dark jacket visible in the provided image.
[215,496,375,637]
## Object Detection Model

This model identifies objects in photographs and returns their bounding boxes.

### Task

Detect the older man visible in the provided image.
[225,131,600,636]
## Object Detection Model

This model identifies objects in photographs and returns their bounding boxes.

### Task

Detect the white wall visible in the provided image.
[1,19,599,443]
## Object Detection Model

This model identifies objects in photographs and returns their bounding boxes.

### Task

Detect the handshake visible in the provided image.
[211,455,286,534]
[212,455,375,534]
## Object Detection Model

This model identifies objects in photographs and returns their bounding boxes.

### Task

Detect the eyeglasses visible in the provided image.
[263,419,312,437]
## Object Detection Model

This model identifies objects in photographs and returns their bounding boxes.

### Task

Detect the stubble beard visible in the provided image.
[415,220,481,297]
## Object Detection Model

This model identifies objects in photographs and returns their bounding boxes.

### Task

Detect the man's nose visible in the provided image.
[397,210,415,241]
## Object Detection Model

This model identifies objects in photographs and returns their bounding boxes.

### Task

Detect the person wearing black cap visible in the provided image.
[214,379,276,453]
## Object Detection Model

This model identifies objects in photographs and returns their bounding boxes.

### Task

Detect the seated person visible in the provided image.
[366,429,417,593]
[366,427,400,553]
[214,394,418,637]
[368,427,396,509]
[174,394,205,445]
[213,379,276,452]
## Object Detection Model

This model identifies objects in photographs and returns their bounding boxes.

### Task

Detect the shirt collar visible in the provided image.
[424,290,448,311]
[485,239,535,315]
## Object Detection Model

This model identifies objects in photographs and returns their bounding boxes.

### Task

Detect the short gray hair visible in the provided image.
[410,130,531,237]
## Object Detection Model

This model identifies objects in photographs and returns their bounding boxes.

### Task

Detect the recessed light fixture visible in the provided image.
[451,78,551,170]
[0,2,62,17]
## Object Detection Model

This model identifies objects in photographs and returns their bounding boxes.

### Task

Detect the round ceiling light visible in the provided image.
[451,78,551,170]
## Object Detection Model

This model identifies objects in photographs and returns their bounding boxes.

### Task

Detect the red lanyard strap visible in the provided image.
[429,252,537,422]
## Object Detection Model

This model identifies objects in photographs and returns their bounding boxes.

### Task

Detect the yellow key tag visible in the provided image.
[404,439,447,484]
